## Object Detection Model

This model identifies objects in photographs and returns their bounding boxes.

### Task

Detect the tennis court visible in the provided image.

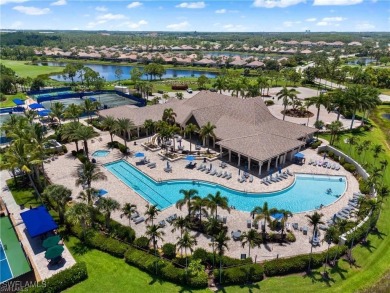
[41,93,139,110]
[0,217,31,283]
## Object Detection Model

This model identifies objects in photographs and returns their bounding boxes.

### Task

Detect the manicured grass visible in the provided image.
[0,59,64,78]
[379,89,390,95]
[0,92,27,108]
[64,237,211,293]
[6,178,42,208]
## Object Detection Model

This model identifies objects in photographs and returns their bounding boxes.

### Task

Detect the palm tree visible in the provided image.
[101,116,118,144]
[306,92,330,123]
[144,204,160,225]
[65,203,92,238]
[305,211,324,272]
[240,229,262,257]
[206,191,230,219]
[323,225,337,273]
[372,144,384,165]
[213,76,227,94]
[75,125,99,157]
[83,98,101,122]
[199,122,216,151]
[116,118,135,149]
[184,123,198,153]
[251,202,277,237]
[162,108,177,125]
[276,87,297,120]
[279,209,293,239]
[120,203,137,227]
[50,102,65,125]
[328,120,343,146]
[191,196,208,223]
[143,119,155,140]
[176,230,197,270]
[75,160,107,189]
[175,92,184,100]
[64,103,83,122]
[347,136,359,156]
[176,189,198,218]
[344,85,367,130]
[42,184,72,224]
[97,197,120,229]
[61,121,83,152]
[361,140,372,164]
[78,188,98,206]
[146,224,165,253]
[214,230,230,283]
[329,88,347,122]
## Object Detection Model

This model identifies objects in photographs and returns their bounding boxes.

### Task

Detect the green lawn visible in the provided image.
[0,59,64,78]
[64,237,210,293]
[6,178,42,208]
[0,92,27,108]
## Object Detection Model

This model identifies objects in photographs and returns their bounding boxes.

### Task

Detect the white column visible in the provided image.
[219,146,222,158]
[258,162,263,175]
[283,152,287,164]
[137,127,140,138]
[279,155,283,165]
[267,159,271,172]
[228,150,231,162]
[213,138,215,148]
[238,154,241,166]
[248,158,251,171]
[275,156,279,168]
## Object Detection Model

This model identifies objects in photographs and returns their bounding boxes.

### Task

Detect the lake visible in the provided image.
[346,58,376,65]
[38,62,218,82]
[382,113,390,121]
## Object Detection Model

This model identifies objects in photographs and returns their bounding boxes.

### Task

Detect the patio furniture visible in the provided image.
[232,230,241,240]
[313,160,318,166]
[159,220,166,227]
[292,223,299,230]
[45,245,64,260]
[131,212,140,220]
[223,216,227,224]
[335,165,340,171]
[210,169,217,176]
[308,159,314,165]
[42,235,61,249]
[319,224,328,231]
[226,173,232,180]
[247,219,251,228]
[164,167,172,173]
[249,175,254,183]
[205,168,212,174]
[220,162,227,168]
[285,223,291,232]
[302,226,308,235]
[221,171,228,178]
[327,163,332,169]
[331,163,336,169]
[197,164,204,170]
[286,169,293,176]
[134,217,145,224]
[216,171,223,177]
[253,221,259,229]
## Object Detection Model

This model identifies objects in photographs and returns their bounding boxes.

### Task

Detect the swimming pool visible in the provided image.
[92,150,110,157]
[105,160,347,213]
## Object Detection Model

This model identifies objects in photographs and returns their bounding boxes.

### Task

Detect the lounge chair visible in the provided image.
[280,172,288,179]
[205,168,212,174]
[221,171,228,178]
[147,162,156,168]
[331,163,336,169]
[238,177,245,183]
[197,164,204,170]
[308,159,314,165]
[313,160,318,166]
[247,219,251,228]
[159,220,166,227]
[131,212,140,220]
[134,217,145,224]
[164,167,172,173]
[327,163,332,169]
[292,223,299,230]
[200,165,207,171]
[286,169,293,176]
[226,173,232,180]
[210,169,217,176]
[271,175,278,183]
[216,171,223,177]
[302,226,308,235]
[249,175,254,183]
[220,162,227,168]
[262,179,269,186]
[335,165,340,171]
[285,223,291,232]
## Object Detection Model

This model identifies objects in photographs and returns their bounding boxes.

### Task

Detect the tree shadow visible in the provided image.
[148,274,165,286]
[371,228,386,240]
[329,261,348,280]
[359,239,376,253]
[215,283,260,293]
[303,270,336,287]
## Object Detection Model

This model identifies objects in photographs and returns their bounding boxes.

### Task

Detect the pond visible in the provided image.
[382,113,390,121]
[204,51,283,59]
[37,62,218,82]
[346,58,376,65]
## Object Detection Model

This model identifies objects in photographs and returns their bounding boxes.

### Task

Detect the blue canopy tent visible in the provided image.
[38,109,51,117]
[134,152,145,158]
[20,206,58,238]
[294,152,305,164]
[29,103,45,110]
[13,98,25,106]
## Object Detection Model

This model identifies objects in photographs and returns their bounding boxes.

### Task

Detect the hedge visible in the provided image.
[263,245,347,276]
[107,140,128,154]
[24,262,88,293]
[134,236,150,250]
[214,264,264,285]
[93,212,136,243]
[162,243,177,259]
[192,248,252,267]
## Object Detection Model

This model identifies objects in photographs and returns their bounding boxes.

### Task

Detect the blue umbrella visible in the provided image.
[88,97,97,102]
[38,109,51,117]
[186,155,195,161]
[323,153,327,160]
[97,189,108,197]
[134,152,144,158]
[29,103,45,110]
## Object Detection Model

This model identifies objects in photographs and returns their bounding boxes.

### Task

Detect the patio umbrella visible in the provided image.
[97,189,108,197]
[271,213,283,221]
[45,245,64,260]
[186,155,195,161]
[167,161,170,168]
[134,152,144,158]
[29,103,45,110]
[38,109,51,117]
[42,235,61,249]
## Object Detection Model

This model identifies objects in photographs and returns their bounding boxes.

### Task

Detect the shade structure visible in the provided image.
[88,97,97,102]
[20,206,58,238]
[294,153,305,159]
[38,109,51,117]
[45,245,64,260]
[186,155,195,161]
[134,152,145,158]
[42,235,61,249]
[29,103,45,110]
[271,213,283,221]
[97,189,108,197]
[13,98,25,106]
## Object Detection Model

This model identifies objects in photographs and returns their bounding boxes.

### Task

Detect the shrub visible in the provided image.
[339,156,346,165]
[192,248,208,263]
[215,264,264,285]
[286,232,296,242]
[62,145,68,153]
[359,179,370,195]
[343,163,356,173]
[134,236,150,250]
[172,84,188,90]
[162,243,177,259]
[23,262,88,293]
[265,100,274,106]
[111,224,136,243]
[71,150,77,156]
[310,141,322,149]
[173,256,189,267]
[85,232,129,258]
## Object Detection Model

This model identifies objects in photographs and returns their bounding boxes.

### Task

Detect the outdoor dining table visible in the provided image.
[232,231,241,240]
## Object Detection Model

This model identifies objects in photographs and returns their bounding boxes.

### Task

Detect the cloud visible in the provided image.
[95,6,107,11]
[316,16,346,26]
[355,21,375,30]
[253,0,306,8]
[127,2,142,9]
[215,9,226,13]
[0,0,27,5]
[166,21,190,30]
[97,13,126,20]
[13,6,50,15]
[8,20,23,28]
[305,18,317,22]
[313,0,363,5]
[222,24,247,31]
[120,20,148,29]
[86,20,107,29]
[322,16,346,21]
[283,20,301,27]
[176,2,205,9]
[50,0,66,6]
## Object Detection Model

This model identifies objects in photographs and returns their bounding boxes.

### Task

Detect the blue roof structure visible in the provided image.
[88,97,97,102]
[20,206,58,238]
[29,103,45,110]
[12,98,25,106]
[37,109,51,117]
[294,152,305,159]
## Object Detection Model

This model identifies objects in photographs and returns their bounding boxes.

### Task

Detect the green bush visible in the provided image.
[173,256,189,267]
[134,236,150,250]
[192,248,209,262]
[359,179,370,195]
[339,156,346,165]
[286,232,296,242]
[310,141,322,149]
[85,232,129,258]
[93,211,136,243]
[265,100,275,106]
[343,163,356,173]
[215,264,264,285]
[162,243,177,259]
[188,272,208,288]
[24,262,88,293]
[62,145,68,153]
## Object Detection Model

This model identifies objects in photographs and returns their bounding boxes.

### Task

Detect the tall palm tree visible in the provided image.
[372,144,384,165]
[50,102,65,125]
[361,140,372,164]
[206,191,230,219]
[162,108,177,125]
[251,202,277,237]
[306,92,330,123]
[83,98,101,122]
[75,160,107,189]
[176,230,197,270]
[97,197,121,229]
[78,187,99,206]
[146,224,165,253]
[143,119,155,140]
[279,209,293,239]
[184,123,199,153]
[305,211,324,272]
[101,116,118,144]
[344,85,368,130]
[199,122,216,151]
[144,204,160,225]
[42,184,72,224]
[75,125,99,157]
[213,76,227,94]
[323,225,337,273]
[347,136,359,156]
[329,88,347,122]
[240,229,262,257]
[120,203,137,227]
[191,196,208,223]
[276,87,297,120]
[61,121,83,152]
[214,230,230,283]
[204,216,222,267]
[65,203,92,238]
[116,118,135,149]
[328,120,343,146]
[176,189,198,218]
[65,103,83,122]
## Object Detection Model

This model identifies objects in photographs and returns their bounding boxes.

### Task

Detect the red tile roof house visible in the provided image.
[246,60,265,69]
[99,91,316,174]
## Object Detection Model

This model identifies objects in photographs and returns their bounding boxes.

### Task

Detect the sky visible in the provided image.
[0,0,389,32]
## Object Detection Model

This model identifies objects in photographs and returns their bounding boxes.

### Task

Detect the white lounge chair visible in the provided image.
[249,175,253,183]
[226,173,232,180]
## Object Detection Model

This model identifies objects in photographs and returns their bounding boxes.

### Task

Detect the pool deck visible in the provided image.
[43,131,360,261]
